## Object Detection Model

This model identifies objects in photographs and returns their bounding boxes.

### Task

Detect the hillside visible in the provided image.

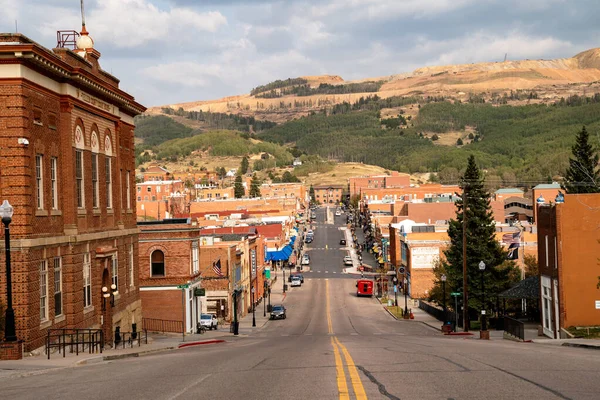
[148,48,600,123]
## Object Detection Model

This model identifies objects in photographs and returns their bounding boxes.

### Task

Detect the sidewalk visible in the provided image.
[0,274,287,379]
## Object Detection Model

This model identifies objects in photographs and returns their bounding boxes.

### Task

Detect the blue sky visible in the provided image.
[2,0,599,106]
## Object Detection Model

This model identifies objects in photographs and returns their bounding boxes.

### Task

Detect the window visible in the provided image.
[126,171,131,209]
[147,187,151,192]
[192,242,199,274]
[137,196,141,202]
[83,253,91,308]
[129,244,135,287]
[54,257,62,316]
[40,260,48,321]
[91,154,99,208]
[75,150,84,208]
[105,158,112,209]
[36,154,44,209]
[151,250,165,277]
[50,157,58,209]
[111,255,118,290]
[33,109,42,125]
[151,196,156,201]
[137,186,141,193]
[48,114,57,130]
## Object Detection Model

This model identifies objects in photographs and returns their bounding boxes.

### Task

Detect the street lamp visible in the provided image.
[1,200,17,342]
[251,287,256,327]
[263,280,267,317]
[479,261,488,339]
[101,283,118,311]
[441,274,447,314]
[392,276,398,307]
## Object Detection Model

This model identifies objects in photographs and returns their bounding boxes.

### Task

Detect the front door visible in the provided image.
[541,276,554,338]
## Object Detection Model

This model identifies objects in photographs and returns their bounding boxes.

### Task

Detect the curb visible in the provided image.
[561,342,600,350]
[178,339,226,349]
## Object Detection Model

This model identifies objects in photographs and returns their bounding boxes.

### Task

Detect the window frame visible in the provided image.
[126,170,131,209]
[54,257,62,317]
[105,157,113,209]
[192,241,199,274]
[40,260,48,321]
[83,253,92,308]
[50,157,58,210]
[129,244,135,287]
[75,150,84,208]
[151,250,165,277]
[91,153,99,208]
[35,154,44,209]
[111,254,118,290]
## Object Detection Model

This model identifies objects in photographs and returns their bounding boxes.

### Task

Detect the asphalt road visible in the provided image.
[3,206,600,399]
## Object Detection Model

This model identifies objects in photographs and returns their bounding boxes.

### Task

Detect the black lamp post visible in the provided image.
[1,200,17,342]
[101,283,118,311]
[251,286,256,327]
[441,274,447,313]
[479,261,488,336]
[263,280,267,317]
[403,277,408,319]
[392,276,398,307]
[282,262,287,293]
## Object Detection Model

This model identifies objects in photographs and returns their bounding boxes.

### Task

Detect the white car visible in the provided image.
[343,256,353,266]
[199,314,218,330]
[335,210,342,216]
[291,277,302,287]
[302,254,310,265]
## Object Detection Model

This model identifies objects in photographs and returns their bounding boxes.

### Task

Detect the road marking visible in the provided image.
[350,333,358,336]
[334,337,368,400]
[325,271,329,273]
[331,336,350,400]
[333,271,337,274]
[167,374,211,400]
[317,271,321,273]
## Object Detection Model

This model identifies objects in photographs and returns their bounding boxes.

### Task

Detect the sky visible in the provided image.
[2,0,599,107]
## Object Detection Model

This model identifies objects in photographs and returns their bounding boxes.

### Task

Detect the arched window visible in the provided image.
[151,250,165,277]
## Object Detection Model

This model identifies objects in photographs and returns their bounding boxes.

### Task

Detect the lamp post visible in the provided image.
[392,276,398,307]
[263,281,267,317]
[1,200,17,342]
[251,287,256,327]
[479,261,488,339]
[282,262,287,293]
[403,277,408,319]
[441,274,447,314]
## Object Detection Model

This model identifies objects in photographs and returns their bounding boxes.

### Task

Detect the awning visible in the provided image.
[264,243,294,262]
[499,276,540,299]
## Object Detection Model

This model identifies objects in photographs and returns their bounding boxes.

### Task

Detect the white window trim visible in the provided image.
[91,154,99,208]
[112,254,119,290]
[105,157,113,209]
[75,150,85,209]
[50,157,58,210]
[36,154,44,209]
[40,260,48,321]
[192,241,199,274]
[54,257,63,317]
[126,171,131,209]
[129,244,135,288]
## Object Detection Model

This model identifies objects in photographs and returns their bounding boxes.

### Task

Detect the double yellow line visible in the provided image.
[326,280,367,400]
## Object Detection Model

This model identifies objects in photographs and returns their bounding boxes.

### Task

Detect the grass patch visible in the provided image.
[567,326,600,339]
[385,306,404,319]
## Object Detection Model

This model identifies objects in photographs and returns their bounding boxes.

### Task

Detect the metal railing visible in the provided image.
[114,329,148,349]
[504,316,525,341]
[46,328,103,360]
[418,300,462,328]
[142,317,183,334]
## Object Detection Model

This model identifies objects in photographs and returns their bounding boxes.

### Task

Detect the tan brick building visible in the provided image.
[0,32,145,352]
[313,184,344,204]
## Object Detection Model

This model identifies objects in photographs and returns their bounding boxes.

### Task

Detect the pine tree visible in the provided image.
[563,126,600,193]
[240,156,249,175]
[249,174,261,198]
[234,175,245,198]
[435,155,518,326]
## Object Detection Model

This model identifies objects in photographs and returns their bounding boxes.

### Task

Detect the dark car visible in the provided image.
[305,236,313,244]
[270,305,287,320]
[340,238,346,245]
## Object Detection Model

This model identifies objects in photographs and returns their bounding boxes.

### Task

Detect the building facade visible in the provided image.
[313,185,344,204]
[0,32,145,353]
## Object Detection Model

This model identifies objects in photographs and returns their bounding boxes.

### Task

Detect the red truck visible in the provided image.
[356,279,373,297]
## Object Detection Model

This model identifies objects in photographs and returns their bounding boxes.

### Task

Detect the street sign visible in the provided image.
[194,288,205,296]
[177,284,189,289]
[399,266,405,274]
[450,292,461,296]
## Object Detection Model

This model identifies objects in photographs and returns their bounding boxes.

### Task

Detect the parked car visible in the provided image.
[305,236,313,244]
[343,256,353,266]
[311,213,317,220]
[291,276,302,287]
[340,238,346,245]
[302,254,310,265]
[270,305,287,320]
[335,210,342,216]
[199,314,218,330]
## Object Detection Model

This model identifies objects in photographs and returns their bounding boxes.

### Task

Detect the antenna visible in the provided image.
[80,0,86,28]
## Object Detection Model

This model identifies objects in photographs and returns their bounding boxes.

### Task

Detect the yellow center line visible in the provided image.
[334,337,368,400]
[331,337,350,400]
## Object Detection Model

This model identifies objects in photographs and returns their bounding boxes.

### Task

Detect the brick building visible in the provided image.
[313,184,344,204]
[537,193,600,338]
[349,172,411,196]
[0,31,145,354]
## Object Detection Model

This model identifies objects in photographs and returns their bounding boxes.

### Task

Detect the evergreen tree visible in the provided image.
[309,185,316,205]
[249,174,261,198]
[234,175,245,198]
[563,126,600,193]
[435,155,518,326]
[240,156,249,175]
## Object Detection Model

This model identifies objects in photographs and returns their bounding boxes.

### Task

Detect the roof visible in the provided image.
[495,188,524,194]
[499,276,540,299]
[313,185,345,189]
[201,226,257,235]
[533,183,561,190]
[254,223,283,238]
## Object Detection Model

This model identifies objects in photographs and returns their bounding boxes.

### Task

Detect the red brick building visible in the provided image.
[313,184,344,204]
[0,32,145,353]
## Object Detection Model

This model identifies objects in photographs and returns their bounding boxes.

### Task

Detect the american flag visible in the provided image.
[502,231,521,245]
[507,243,520,260]
[212,259,223,276]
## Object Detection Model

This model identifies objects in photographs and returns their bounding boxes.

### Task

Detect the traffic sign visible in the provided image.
[398,267,405,274]
[450,292,461,296]
[177,284,190,289]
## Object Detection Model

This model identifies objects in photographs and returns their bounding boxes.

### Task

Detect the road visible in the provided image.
[3,207,600,399]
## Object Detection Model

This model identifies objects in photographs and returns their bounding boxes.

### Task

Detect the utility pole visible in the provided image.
[462,184,469,332]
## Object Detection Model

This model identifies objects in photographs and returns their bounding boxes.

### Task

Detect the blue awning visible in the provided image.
[265,244,294,262]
